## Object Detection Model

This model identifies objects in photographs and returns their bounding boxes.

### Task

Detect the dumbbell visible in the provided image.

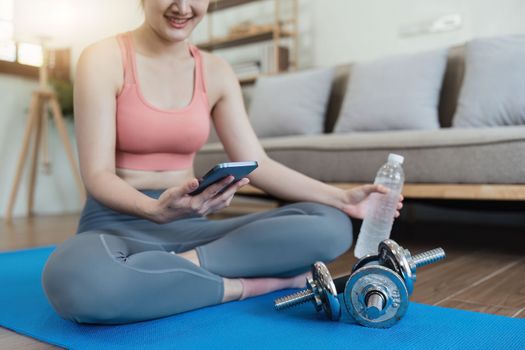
[274,261,348,321]
[344,240,446,328]
[377,239,446,295]
[273,256,409,327]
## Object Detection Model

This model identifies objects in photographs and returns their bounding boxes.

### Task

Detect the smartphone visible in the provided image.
[189,161,258,196]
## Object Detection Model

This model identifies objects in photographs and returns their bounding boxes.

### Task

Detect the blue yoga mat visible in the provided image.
[1,246,524,350]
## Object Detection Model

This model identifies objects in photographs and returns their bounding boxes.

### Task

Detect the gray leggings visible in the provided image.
[42,189,353,324]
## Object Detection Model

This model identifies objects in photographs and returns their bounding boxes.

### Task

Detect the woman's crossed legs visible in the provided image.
[42,202,353,324]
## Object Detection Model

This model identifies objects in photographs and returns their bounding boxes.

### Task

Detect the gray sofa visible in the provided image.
[195,45,525,202]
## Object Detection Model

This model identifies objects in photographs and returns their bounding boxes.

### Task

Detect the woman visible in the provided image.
[42,0,403,324]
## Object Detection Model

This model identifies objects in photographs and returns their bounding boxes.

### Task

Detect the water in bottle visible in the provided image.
[354,153,405,258]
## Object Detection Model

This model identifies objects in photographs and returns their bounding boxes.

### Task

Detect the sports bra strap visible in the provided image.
[117,32,137,84]
[118,33,206,93]
[189,44,207,94]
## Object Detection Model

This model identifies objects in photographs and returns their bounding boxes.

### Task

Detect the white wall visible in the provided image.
[1,0,524,218]
[310,0,525,66]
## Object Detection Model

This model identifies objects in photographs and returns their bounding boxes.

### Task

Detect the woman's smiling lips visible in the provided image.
[165,15,193,29]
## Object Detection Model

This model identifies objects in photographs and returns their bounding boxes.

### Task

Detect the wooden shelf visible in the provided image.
[0,60,38,79]
[197,29,292,51]
[238,72,283,85]
[238,75,259,85]
[204,0,298,76]
[208,0,264,13]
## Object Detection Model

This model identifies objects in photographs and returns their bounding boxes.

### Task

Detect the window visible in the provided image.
[18,42,43,66]
[0,0,13,19]
[0,0,43,67]
[0,0,15,61]
[0,39,16,62]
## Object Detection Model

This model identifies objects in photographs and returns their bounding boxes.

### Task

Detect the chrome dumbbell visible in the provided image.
[344,265,409,328]
[274,261,347,321]
[378,239,446,295]
[344,240,446,328]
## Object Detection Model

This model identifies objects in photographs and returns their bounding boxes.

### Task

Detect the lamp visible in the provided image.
[4,0,85,225]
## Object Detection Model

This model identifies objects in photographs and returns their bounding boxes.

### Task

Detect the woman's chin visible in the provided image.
[160,28,191,42]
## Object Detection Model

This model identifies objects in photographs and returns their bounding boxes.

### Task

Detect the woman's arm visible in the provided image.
[74,39,157,219]
[210,57,402,217]
[210,58,344,207]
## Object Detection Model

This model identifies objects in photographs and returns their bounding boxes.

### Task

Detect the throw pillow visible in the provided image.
[334,49,448,132]
[248,67,335,137]
[453,35,525,127]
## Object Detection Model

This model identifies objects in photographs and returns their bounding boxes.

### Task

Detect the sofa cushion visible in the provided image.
[195,126,525,184]
[438,46,466,128]
[453,35,525,127]
[334,49,448,132]
[248,67,335,137]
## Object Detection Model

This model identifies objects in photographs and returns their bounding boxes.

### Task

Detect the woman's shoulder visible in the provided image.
[197,48,239,90]
[75,34,124,91]
[78,34,122,69]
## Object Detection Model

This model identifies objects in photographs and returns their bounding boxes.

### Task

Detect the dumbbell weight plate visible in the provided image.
[378,240,416,295]
[344,265,409,329]
[311,262,341,321]
[352,254,380,273]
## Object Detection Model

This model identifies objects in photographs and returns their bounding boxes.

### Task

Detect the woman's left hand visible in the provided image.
[340,184,404,219]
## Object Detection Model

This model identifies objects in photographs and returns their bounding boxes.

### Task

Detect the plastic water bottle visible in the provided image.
[354,153,405,258]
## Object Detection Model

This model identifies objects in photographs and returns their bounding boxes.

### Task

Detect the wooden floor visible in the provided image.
[1,200,524,349]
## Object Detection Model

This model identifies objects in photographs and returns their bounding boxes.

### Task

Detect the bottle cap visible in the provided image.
[388,153,404,164]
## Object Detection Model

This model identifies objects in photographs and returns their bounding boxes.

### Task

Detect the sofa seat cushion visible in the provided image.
[195,126,525,184]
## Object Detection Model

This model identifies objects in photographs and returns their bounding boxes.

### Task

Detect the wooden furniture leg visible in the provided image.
[4,92,40,225]
[41,95,51,175]
[27,94,44,216]
[5,90,86,225]
[49,94,86,202]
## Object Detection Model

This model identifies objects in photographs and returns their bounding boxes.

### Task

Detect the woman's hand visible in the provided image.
[147,176,250,224]
[340,184,404,220]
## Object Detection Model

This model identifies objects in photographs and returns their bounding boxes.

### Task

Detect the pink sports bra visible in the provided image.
[115,32,211,171]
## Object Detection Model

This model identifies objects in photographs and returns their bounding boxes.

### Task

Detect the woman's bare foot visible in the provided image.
[221,278,244,302]
[238,271,312,300]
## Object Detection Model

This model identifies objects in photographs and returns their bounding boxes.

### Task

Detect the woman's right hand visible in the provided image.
[146,176,250,224]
